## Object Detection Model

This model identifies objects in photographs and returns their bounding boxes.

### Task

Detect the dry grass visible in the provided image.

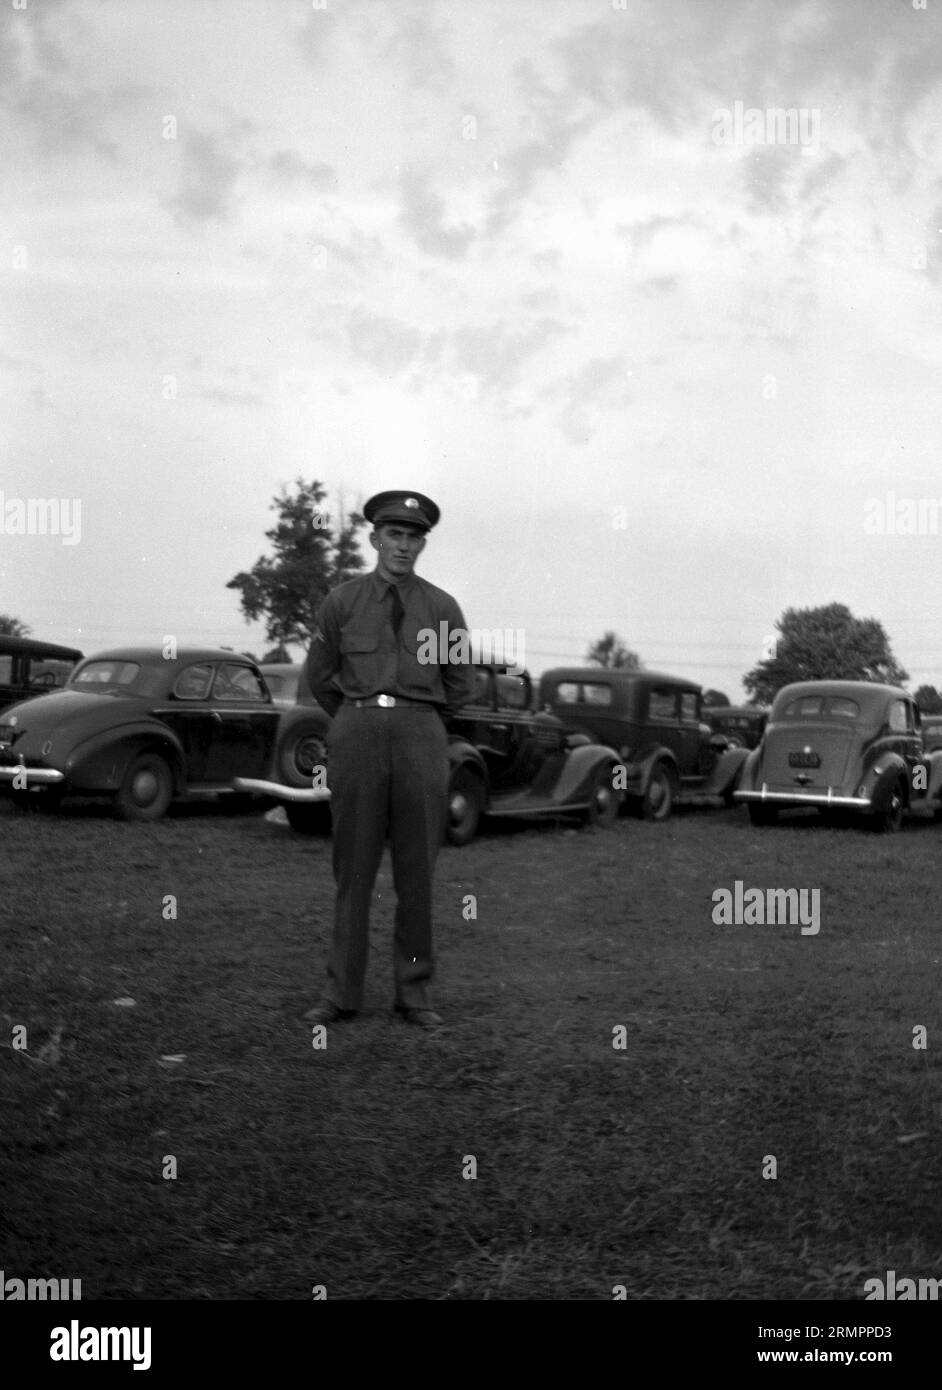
[1,798,941,1300]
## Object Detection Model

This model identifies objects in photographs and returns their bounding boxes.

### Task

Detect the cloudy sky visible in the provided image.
[2,0,942,699]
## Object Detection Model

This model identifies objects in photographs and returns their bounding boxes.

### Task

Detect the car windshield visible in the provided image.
[70,660,141,691]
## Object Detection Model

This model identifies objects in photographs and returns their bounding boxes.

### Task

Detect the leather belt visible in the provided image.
[345,694,435,709]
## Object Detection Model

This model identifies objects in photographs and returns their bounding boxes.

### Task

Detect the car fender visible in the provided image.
[912,750,942,805]
[632,746,679,798]
[447,739,488,786]
[736,746,762,793]
[64,723,187,793]
[553,742,620,805]
[702,746,749,794]
[863,753,911,811]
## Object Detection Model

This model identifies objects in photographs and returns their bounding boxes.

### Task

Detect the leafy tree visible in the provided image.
[227,479,366,654]
[586,631,642,671]
[0,614,30,637]
[743,603,909,705]
[914,684,942,714]
[702,689,730,707]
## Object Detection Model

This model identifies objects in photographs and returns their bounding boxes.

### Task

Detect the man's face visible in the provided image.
[370,523,426,579]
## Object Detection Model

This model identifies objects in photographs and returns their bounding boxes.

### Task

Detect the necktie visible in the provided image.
[389,585,405,635]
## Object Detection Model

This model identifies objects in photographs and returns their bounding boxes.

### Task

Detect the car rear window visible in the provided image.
[71,661,141,688]
[781,695,860,718]
[923,722,942,738]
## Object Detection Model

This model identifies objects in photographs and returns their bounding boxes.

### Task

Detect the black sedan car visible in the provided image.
[236,665,623,845]
[734,679,942,831]
[0,634,84,714]
[0,647,329,821]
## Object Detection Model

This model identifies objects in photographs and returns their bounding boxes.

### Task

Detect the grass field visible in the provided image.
[1,797,941,1301]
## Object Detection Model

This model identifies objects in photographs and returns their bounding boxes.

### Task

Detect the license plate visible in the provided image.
[788,750,820,768]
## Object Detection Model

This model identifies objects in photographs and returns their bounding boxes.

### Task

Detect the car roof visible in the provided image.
[772,680,909,711]
[541,667,702,694]
[0,634,84,660]
[78,647,259,666]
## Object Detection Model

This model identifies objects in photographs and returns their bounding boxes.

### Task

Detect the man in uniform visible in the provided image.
[304,490,475,1029]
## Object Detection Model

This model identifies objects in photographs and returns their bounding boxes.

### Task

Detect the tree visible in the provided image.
[702,689,730,707]
[742,603,909,705]
[914,684,942,713]
[586,631,642,671]
[0,614,30,637]
[227,479,366,654]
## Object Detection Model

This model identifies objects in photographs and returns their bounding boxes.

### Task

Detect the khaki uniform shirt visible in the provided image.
[306,569,476,718]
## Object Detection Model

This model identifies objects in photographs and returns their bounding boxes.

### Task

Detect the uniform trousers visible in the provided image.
[324,702,449,1011]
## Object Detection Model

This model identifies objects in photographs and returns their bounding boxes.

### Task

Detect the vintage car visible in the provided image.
[537,668,749,820]
[920,715,942,754]
[0,647,328,821]
[0,634,84,714]
[734,680,942,831]
[704,704,768,750]
[235,665,623,845]
[259,662,320,709]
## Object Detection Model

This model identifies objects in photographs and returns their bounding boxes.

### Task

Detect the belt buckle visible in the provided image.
[377,694,395,708]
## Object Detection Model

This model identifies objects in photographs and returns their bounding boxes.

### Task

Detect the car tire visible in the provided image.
[748,803,779,827]
[285,801,332,836]
[641,764,673,821]
[114,752,173,822]
[446,767,484,846]
[585,766,619,828]
[277,724,328,790]
[872,780,905,834]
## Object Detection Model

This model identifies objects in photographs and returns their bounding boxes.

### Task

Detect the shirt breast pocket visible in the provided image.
[340,629,380,688]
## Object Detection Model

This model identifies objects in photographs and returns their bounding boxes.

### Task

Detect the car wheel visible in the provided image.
[285,801,332,836]
[641,764,673,821]
[748,803,779,827]
[277,725,328,789]
[585,766,619,828]
[446,767,484,846]
[114,753,173,822]
[872,781,905,834]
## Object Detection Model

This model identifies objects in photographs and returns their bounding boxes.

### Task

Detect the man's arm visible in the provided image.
[439,597,477,717]
[305,594,343,718]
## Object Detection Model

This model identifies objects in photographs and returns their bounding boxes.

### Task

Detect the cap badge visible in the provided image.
[404,497,419,508]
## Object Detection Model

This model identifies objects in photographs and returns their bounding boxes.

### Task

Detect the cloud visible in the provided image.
[167,130,241,225]
[346,309,425,376]
[196,387,263,408]
[399,172,476,259]
[270,148,336,189]
[382,8,456,92]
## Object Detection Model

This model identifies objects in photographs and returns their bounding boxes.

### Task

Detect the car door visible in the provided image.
[646,684,682,763]
[203,661,280,782]
[155,662,219,782]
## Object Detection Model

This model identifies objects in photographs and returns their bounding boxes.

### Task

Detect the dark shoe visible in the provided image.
[304,1001,356,1025]
[395,1006,443,1029]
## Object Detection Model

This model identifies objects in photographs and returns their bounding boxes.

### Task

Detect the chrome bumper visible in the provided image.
[233,777,331,803]
[0,765,65,786]
[734,785,870,809]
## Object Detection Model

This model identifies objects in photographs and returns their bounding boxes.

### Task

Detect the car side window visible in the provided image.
[887,700,909,734]
[648,688,678,719]
[213,663,267,701]
[554,682,582,703]
[680,692,699,722]
[173,664,214,700]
